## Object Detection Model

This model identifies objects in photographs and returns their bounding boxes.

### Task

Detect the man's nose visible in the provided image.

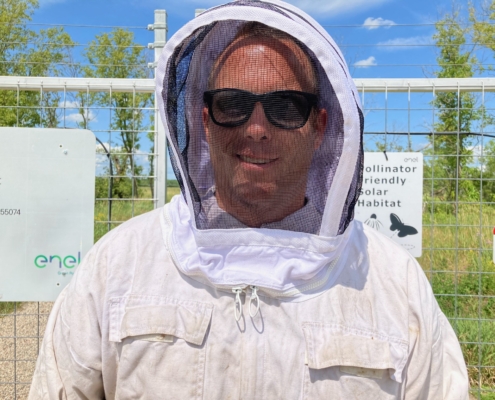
[243,102,272,141]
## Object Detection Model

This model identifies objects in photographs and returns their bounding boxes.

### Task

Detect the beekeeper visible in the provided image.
[30,1,469,399]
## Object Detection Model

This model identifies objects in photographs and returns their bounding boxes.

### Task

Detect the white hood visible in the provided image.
[156,0,364,292]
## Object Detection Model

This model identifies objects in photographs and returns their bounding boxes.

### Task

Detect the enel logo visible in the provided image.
[34,252,81,269]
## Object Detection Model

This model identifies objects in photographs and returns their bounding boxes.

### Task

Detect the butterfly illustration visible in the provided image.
[389,213,418,237]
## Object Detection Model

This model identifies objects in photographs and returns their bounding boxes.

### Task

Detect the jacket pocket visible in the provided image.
[301,323,408,399]
[109,295,213,400]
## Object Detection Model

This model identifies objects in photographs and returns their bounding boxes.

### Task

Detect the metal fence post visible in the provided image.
[149,10,167,207]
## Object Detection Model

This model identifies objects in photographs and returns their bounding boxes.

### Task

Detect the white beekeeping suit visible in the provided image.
[30,1,469,399]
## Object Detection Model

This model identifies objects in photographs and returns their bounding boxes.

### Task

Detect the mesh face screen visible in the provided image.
[163,19,362,235]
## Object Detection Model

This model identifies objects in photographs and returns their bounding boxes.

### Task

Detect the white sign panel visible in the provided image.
[0,128,95,301]
[355,152,423,257]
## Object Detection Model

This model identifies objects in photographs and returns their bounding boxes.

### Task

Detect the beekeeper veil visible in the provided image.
[156,0,364,293]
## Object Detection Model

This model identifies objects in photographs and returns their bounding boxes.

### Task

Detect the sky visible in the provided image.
[29,0,493,177]
[31,0,469,80]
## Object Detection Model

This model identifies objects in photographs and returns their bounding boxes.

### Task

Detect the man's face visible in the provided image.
[203,36,327,222]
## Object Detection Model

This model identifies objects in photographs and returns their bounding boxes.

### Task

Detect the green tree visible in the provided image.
[426,11,481,210]
[81,28,152,198]
[470,1,495,60]
[0,0,76,128]
[479,140,495,203]
[468,1,495,204]
[147,117,155,198]
[0,0,38,77]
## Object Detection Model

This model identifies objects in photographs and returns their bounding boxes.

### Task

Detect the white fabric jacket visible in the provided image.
[29,198,468,399]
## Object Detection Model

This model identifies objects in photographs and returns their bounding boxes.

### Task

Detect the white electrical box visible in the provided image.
[0,128,95,301]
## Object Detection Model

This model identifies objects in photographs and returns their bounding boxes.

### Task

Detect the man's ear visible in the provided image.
[313,108,327,150]
[203,106,210,142]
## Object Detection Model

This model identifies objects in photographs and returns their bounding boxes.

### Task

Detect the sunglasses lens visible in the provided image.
[266,92,311,129]
[210,91,251,126]
[206,89,315,129]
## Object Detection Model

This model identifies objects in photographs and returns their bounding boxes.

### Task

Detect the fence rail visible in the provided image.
[0,76,155,92]
[3,75,495,92]
[1,76,495,399]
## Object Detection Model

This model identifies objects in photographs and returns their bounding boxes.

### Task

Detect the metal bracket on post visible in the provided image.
[147,10,167,69]
[149,10,167,208]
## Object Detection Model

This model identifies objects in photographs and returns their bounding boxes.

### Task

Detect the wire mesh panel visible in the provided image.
[357,78,495,400]
[1,76,495,398]
[0,303,52,399]
[0,77,164,399]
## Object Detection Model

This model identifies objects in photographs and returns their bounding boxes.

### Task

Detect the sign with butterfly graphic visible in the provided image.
[354,152,423,257]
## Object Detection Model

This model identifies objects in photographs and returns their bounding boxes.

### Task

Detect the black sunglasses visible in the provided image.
[203,88,318,130]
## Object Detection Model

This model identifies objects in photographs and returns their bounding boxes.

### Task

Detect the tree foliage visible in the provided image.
[479,140,495,203]
[470,1,495,56]
[81,28,152,198]
[0,0,76,128]
[469,1,495,203]
[426,11,482,208]
[0,3,154,199]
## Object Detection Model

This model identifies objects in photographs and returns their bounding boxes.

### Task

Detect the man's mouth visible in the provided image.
[238,155,277,165]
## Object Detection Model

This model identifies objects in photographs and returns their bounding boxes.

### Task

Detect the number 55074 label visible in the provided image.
[0,209,21,216]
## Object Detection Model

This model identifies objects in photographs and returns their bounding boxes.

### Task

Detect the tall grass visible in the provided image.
[0,302,17,315]
[420,203,495,398]
[94,186,181,242]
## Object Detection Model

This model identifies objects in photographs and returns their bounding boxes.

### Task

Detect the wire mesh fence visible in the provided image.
[1,76,495,399]
[358,78,495,399]
[0,77,165,399]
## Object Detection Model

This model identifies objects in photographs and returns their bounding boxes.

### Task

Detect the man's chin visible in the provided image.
[231,183,278,204]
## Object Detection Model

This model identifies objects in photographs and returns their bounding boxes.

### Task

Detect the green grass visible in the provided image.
[457,318,495,396]
[420,202,495,398]
[94,186,181,242]
[0,301,18,315]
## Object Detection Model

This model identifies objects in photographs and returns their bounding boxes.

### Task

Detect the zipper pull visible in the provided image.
[249,285,260,318]
[232,286,245,321]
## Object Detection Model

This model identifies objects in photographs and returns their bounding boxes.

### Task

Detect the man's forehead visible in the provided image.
[219,34,310,66]
[209,34,316,92]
